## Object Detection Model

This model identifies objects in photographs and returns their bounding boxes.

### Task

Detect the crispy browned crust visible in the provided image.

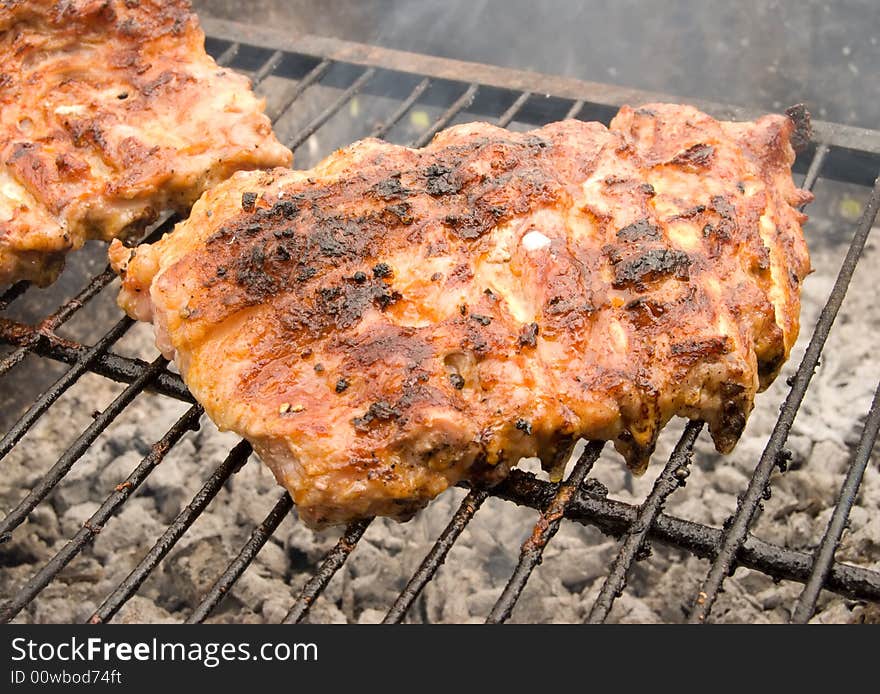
[0,0,292,286]
[113,103,812,526]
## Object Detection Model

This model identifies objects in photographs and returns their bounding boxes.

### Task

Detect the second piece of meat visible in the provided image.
[0,0,292,286]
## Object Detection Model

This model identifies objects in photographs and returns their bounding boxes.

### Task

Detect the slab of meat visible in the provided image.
[111,103,812,527]
[0,0,292,286]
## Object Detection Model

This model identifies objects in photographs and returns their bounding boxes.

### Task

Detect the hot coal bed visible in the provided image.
[1,17,880,624]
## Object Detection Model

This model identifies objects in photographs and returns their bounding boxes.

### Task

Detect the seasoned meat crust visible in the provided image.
[112,104,812,527]
[0,0,292,286]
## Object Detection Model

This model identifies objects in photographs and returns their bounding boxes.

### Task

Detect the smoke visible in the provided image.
[196,0,879,128]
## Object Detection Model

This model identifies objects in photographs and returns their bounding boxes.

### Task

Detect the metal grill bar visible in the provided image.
[203,19,880,166]
[486,441,604,623]
[0,317,133,461]
[186,492,293,623]
[0,317,194,402]
[0,404,202,623]
[564,100,584,120]
[0,268,115,379]
[383,488,489,624]
[790,378,880,623]
[801,143,831,194]
[411,83,479,148]
[89,440,253,624]
[689,176,880,623]
[265,59,332,122]
[497,92,531,127]
[286,68,377,150]
[0,356,170,540]
[368,77,432,139]
[493,469,880,601]
[282,518,372,624]
[588,421,703,623]
[214,41,240,67]
[0,281,29,311]
[251,50,283,86]
[0,213,176,380]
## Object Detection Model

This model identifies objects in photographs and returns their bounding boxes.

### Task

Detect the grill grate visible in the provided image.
[689,176,880,622]
[588,420,703,624]
[1,17,879,624]
[486,441,604,624]
[282,519,372,625]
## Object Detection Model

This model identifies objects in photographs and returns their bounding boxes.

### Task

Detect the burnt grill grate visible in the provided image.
[1,17,879,624]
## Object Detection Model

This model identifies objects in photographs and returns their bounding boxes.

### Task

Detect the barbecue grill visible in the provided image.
[1,15,879,625]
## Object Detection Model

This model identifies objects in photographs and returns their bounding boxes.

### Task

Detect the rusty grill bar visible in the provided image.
[1,18,879,624]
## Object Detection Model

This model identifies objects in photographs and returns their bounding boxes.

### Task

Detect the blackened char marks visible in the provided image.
[233,240,278,297]
[610,249,691,290]
[313,279,402,331]
[670,336,730,364]
[784,104,812,153]
[423,135,561,241]
[193,128,571,342]
[616,218,662,242]
[296,266,317,282]
[352,401,402,431]
[710,195,736,228]
[443,212,492,241]
[625,297,667,328]
[275,280,400,340]
[517,322,539,349]
[241,191,257,211]
[372,283,402,310]
[470,313,492,326]
[372,172,410,200]
[372,262,393,278]
[385,202,413,224]
[140,70,189,97]
[288,210,370,264]
[701,195,738,252]
[669,204,706,221]
[669,143,715,170]
[757,349,786,383]
[260,199,297,220]
[445,177,557,242]
[716,382,749,449]
[515,418,532,435]
[63,118,108,150]
[424,164,461,195]
[309,223,350,258]
[205,226,233,245]
[339,325,433,370]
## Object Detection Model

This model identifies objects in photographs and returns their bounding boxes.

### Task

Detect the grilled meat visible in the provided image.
[0,0,291,286]
[111,103,812,527]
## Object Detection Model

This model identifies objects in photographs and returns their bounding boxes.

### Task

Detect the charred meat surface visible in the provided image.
[111,103,812,527]
[0,0,292,286]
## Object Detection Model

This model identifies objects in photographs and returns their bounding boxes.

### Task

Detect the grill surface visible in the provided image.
[1,17,879,624]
